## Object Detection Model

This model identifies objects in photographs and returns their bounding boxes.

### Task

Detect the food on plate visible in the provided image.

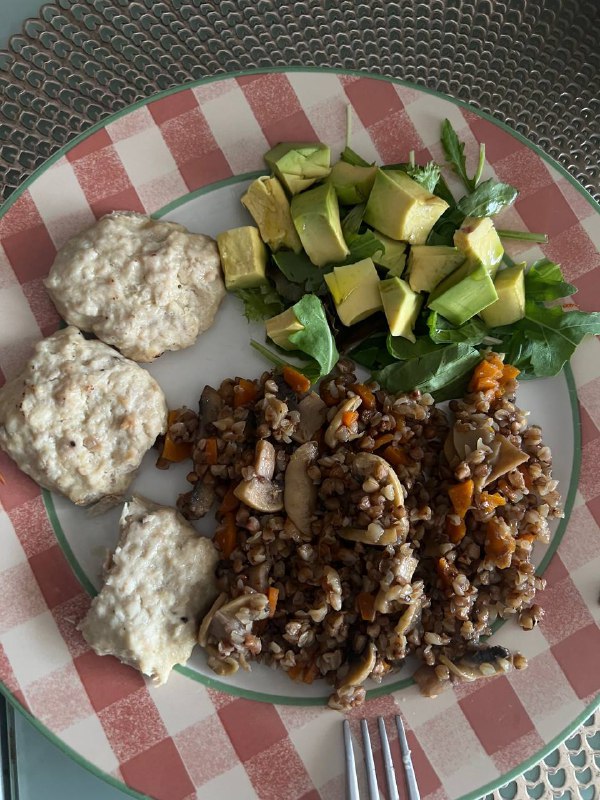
[216,226,268,290]
[0,326,167,505]
[44,211,225,362]
[79,496,218,684]
[174,352,561,708]
[230,122,600,396]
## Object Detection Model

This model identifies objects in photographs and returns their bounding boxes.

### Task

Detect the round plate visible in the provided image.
[0,70,599,800]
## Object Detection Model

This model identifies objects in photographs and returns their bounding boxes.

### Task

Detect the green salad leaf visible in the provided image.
[405,161,441,194]
[348,334,393,370]
[235,283,285,322]
[457,178,518,217]
[440,119,485,193]
[342,230,385,264]
[386,334,441,360]
[288,295,339,379]
[524,259,577,302]
[341,202,366,236]
[340,146,371,167]
[427,311,488,345]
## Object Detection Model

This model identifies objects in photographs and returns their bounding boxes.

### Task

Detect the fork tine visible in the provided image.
[360,719,379,800]
[395,715,421,800]
[343,720,360,800]
[377,716,400,800]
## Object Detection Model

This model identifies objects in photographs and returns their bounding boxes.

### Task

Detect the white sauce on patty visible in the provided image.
[0,326,167,505]
[44,211,225,362]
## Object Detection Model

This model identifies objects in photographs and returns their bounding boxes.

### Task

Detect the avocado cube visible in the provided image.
[265,307,304,350]
[454,217,504,277]
[427,261,498,326]
[327,161,377,205]
[265,142,331,195]
[363,169,449,244]
[379,277,422,342]
[372,232,407,275]
[290,183,349,267]
[480,264,526,327]
[407,245,465,293]
[241,176,302,253]
[216,226,268,291]
[325,257,382,326]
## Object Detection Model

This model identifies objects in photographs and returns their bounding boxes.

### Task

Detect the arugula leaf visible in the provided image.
[427,311,488,345]
[340,146,372,167]
[349,333,394,370]
[405,161,442,194]
[271,250,332,293]
[250,340,321,383]
[288,295,339,379]
[524,259,577,302]
[426,206,466,246]
[441,119,474,192]
[235,283,285,322]
[341,230,385,264]
[374,342,482,398]
[387,334,441,360]
[433,173,455,206]
[457,178,518,217]
[341,203,366,236]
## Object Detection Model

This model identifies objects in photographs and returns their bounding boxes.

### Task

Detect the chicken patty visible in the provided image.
[0,326,167,505]
[44,212,225,362]
[79,496,219,684]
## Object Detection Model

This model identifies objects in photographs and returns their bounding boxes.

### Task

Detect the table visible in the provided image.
[0,2,599,799]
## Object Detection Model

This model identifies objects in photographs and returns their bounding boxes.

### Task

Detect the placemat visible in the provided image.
[0,2,598,799]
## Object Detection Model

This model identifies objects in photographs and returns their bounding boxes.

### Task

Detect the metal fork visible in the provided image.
[343,715,421,800]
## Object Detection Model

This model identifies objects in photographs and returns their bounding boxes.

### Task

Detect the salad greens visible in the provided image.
[232,119,599,396]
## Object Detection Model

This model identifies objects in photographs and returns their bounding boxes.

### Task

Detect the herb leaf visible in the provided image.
[373,342,482,398]
[405,161,441,194]
[427,311,488,345]
[288,295,339,379]
[386,334,441,360]
[457,178,518,217]
[341,203,366,236]
[524,259,577,302]
[342,230,385,264]
[271,250,332,293]
[349,333,394,370]
[441,119,474,192]
[340,146,372,167]
[235,283,285,322]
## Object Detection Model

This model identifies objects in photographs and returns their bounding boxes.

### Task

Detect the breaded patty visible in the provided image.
[0,326,167,505]
[79,497,218,684]
[44,212,225,362]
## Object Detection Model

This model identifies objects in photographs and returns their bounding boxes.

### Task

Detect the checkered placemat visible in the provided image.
[1,72,599,800]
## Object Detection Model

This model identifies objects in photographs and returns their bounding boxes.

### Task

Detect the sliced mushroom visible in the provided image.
[394,600,421,637]
[284,441,318,535]
[339,520,408,547]
[483,434,529,487]
[206,643,239,676]
[177,481,215,520]
[198,593,228,647]
[337,642,377,690]
[234,475,283,512]
[198,592,269,647]
[324,396,362,449]
[254,439,276,480]
[199,385,222,435]
[445,419,495,465]
[292,392,327,444]
[413,664,449,697]
[351,453,404,507]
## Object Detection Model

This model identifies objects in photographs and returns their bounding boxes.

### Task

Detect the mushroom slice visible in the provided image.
[338,642,377,690]
[254,439,276,480]
[197,592,228,647]
[351,452,405,508]
[340,521,407,547]
[234,475,283,512]
[483,434,529,487]
[394,600,421,637]
[198,592,269,647]
[284,441,318,535]
[292,392,327,444]
[199,385,222,434]
[324,396,362,449]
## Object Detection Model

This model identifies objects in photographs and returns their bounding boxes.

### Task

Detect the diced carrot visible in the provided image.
[342,410,359,427]
[233,378,257,408]
[267,586,279,617]
[436,556,458,587]
[485,518,516,565]
[468,354,504,394]
[448,479,474,518]
[445,516,467,544]
[372,433,395,450]
[349,383,376,410]
[287,663,304,681]
[357,591,376,622]
[501,364,520,384]
[479,491,506,513]
[214,512,237,559]
[204,437,218,465]
[382,445,410,467]
[159,410,194,462]
[282,365,311,394]
[302,662,319,684]
[218,486,239,515]
[517,532,536,543]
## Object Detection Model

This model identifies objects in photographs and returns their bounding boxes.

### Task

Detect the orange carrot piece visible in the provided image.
[468,354,504,393]
[357,591,376,622]
[501,364,520,384]
[233,378,257,408]
[214,512,237,559]
[342,410,359,427]
[382,445,410,467]
[267,587,279,617]
[349,383,376,410]
[159,409,194,462]
[302,662,319,684]
[287,663,304,681]
[218,486,239,515]
[283,365,311,394]
[479,491,506,513]
[204,437,218,465]
[372,433,395,450]
[445,516,467,544]
[448,479,474,518]
[436,556,458,588]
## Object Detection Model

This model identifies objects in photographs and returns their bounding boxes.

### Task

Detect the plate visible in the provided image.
[0,70,599,800]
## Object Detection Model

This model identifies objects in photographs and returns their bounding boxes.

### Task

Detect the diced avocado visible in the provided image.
[325,257,382,326]
[241,176,302,253]
[216,226,268,291]
[363,169,449,244]
[427,261,498,326]
[372,232,407,276]
[290,182,349,267]
[379,277,423,342]
[264,142,331,195]
[265,307,304,350]
[480,264,526,327]
[327,161,377,205]
[407,245,465,293]
[454,217,504,277]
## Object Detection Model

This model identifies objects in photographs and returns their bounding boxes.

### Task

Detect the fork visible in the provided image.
[343,715,421,800]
